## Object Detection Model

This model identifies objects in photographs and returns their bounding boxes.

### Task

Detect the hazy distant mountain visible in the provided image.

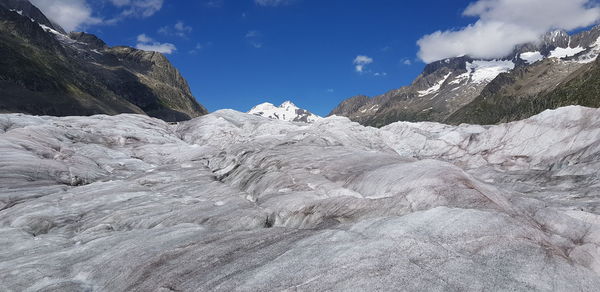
[330,26,600,126]
[0,0,207,122]
[248,101,321,123]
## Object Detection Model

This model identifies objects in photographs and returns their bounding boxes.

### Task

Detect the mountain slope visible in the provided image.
[447,42,600,124]
[0,1,207,121]
[331,26,600,127]
[248,101,321,123]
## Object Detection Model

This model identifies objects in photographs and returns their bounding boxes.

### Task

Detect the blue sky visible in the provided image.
[30,0,600,116]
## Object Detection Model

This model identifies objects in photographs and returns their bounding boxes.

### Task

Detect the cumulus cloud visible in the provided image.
[417,0,600,63]
[136,33,176,54]
[353,55,373,73]
[29,0,101,32]
[255,0,294,7]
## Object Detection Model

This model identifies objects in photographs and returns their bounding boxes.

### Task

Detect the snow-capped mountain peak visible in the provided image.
[248,101,321,123]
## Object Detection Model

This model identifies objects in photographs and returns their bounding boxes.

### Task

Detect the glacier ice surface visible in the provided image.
[1,106,600,291]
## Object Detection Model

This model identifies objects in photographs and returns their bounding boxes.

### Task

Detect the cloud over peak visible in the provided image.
[29,0,101,32]
[417,0,600,63]
[30,0,164,32]
[135,33,176,54]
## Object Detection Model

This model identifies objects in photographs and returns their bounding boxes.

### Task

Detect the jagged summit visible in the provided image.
[248,100,321,123]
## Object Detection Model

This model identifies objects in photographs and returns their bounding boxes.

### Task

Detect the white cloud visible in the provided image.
[174,21,192,33]
[417,0,600,63]
[245,30,261,38]
[31,0,164,32]
[158,21,192,38]
[402,59,412,65]
[120,0,163,18]
[137,33,153,43]
[136,33,176,54]
[105,0,164,25]
[327,88,334,93]
[353,55,373,73]
[29,0,101,32]
[136,42,176,54]
[255,0,294,7]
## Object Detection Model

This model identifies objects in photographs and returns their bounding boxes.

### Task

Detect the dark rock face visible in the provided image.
[68,32,108,49]
[328,95,369,116]
[330,26,600,127]
[0,1,207,122]
[0,0,64,33]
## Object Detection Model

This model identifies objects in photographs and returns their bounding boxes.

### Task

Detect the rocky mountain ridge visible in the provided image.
[330,25,600,127]
[0,0,207,122]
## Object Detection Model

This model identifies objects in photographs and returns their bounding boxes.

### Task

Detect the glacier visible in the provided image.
[1,106,600,291]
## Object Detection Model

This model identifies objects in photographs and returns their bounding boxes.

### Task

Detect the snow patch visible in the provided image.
[520,51,544,64]
[418,73,452,97]
[466,60,515,83]
[38,24,62,35]
[9,9,23,15]
[575,36,600,64]
[448,72,470,85]
[549,46,586,59]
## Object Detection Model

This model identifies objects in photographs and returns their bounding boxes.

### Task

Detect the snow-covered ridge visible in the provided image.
[248,100,321,123]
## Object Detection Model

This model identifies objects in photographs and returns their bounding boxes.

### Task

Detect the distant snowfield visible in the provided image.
[520,51,544,64]
[1,106,600,290]
[550,46,587,59]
